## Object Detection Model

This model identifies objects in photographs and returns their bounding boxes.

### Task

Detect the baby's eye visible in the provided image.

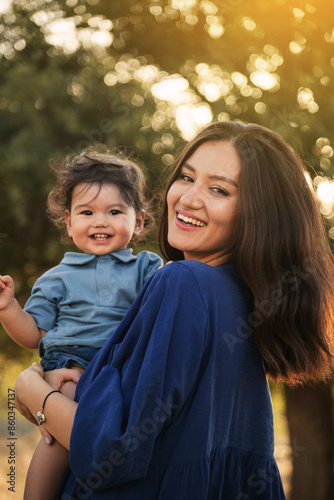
[81,210,93,216]
[109,209,122,215]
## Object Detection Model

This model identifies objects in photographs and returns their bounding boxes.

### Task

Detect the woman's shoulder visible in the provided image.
[149,261,247,301]
[158,260,241,283]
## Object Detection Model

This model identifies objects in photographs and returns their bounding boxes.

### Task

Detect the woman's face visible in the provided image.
[167,140,241,267]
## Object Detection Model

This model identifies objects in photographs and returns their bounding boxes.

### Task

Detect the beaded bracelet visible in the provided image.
[37,390,61,425]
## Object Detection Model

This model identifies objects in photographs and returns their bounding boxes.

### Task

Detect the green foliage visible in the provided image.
[1,0,334,356]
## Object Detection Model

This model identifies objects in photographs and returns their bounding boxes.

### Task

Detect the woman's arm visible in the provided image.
[14,363,80,449]
[67,263,209,488]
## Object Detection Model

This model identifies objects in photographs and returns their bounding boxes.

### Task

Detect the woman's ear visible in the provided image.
[64,209,72,237]
[133,211,145,237]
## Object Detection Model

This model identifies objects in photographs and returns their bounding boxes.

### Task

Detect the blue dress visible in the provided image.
[58,261,286,499]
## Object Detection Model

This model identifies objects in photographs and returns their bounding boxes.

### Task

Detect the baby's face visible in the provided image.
[64,182,144,255]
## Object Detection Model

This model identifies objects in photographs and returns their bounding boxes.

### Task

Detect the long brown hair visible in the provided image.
[158,121,334,386]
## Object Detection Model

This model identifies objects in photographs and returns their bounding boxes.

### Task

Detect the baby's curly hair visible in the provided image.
[47,150,155,243]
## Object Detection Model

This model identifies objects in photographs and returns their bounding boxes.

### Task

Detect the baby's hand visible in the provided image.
[157,261,174,270]
[44,367,83,391]
[0,275,15,311]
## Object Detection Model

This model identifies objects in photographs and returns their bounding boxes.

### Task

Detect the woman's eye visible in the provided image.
[211,187,229,196]
[179,173,193,182]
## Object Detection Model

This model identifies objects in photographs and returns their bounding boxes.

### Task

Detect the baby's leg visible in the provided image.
[24,438,69,500]
[24,369,82,500]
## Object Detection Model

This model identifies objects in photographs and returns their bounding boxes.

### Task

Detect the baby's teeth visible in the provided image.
[93,234,108,239]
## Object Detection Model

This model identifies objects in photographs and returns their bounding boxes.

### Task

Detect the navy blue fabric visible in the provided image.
[57,261,286,499]
[40,346,100,370]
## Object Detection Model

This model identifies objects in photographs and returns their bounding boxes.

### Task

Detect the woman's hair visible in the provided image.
[159,121,334,386]
[48,150,154,242]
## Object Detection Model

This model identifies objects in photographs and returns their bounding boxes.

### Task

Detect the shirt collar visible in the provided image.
[61,248,137,266]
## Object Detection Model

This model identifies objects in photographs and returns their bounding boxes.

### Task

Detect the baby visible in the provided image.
[0,150,162,499]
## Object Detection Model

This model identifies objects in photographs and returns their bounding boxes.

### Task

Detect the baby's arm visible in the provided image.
[0,275,43,349]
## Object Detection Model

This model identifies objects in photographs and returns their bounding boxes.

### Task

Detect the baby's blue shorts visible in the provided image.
[40,345,100,371]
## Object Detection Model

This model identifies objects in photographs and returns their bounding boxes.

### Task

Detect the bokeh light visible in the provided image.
[316,179,334,220]
[297,88,319,113]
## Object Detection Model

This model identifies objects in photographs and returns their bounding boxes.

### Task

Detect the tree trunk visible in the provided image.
[284,381,334,500]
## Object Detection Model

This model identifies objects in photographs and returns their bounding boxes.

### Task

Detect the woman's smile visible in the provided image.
[167,140,241,266]
[176,210,207,228]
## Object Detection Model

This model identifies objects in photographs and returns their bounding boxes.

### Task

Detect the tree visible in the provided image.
[285,382,334,500]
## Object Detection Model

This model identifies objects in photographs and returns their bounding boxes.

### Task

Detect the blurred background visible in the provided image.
[0,0,333,498]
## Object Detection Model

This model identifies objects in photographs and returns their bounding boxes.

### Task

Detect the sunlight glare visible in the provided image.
[317,180,334,217]
[289,41,303,54]
[297,88,319,113]
[231,72,248,87]
[171,0,197,12]
[176,104,212,140]
[90,30,113,47]
[199,83,221,102]
[135,65,160,83]
[0,0,11,14]
[45,19,80,54]
[250,71,279,91]
[152,76,189,102]
[243,18,256,31]
[208,23,224,38]
[201,1,218,16]
[292,8,305,21]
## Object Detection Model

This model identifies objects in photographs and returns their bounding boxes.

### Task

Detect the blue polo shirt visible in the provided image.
[24,249,162,352]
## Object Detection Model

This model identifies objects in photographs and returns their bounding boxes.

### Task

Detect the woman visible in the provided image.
[15,121,334,499]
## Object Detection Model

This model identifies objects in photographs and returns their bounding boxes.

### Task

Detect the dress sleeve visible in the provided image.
[69,263,209,489]
[23,271,64,331]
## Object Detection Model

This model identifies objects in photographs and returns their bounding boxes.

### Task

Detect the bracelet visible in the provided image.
[36,390,61,425]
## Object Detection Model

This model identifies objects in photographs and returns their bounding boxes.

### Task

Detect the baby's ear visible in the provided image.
[64,209,72,237]
[133,211,145,237]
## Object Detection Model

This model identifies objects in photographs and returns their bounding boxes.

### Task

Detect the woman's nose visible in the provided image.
[180,184,204,209]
